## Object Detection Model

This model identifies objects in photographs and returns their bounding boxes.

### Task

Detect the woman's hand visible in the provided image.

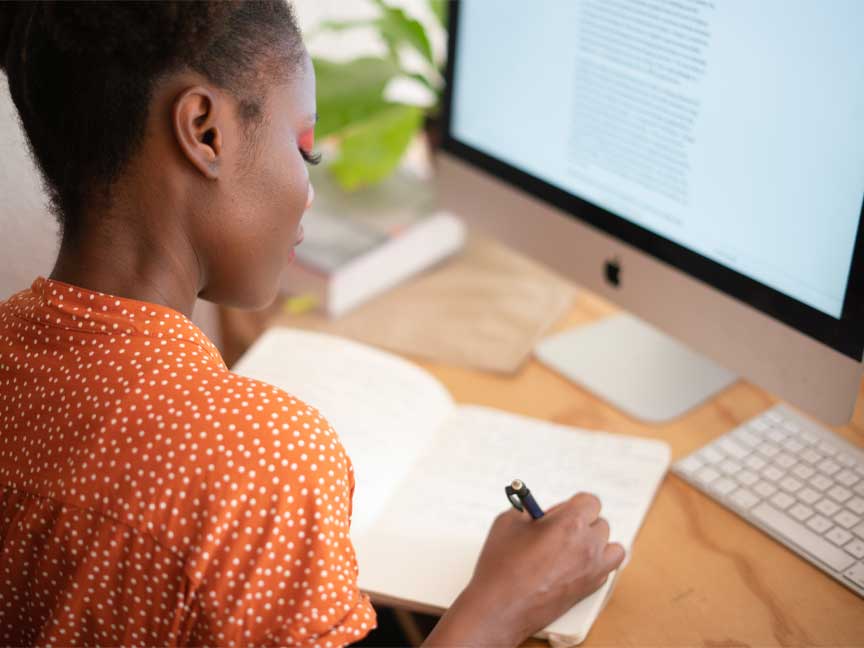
[424,493,625,647]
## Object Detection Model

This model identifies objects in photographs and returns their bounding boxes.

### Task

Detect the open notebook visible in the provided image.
[233,328,670,646]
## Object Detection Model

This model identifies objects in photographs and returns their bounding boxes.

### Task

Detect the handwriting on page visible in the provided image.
[363,405,670,547]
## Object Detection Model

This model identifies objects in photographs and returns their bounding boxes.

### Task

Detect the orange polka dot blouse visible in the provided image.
[0,278,376,646]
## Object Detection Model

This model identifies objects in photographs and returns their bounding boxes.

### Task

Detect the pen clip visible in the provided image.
[505,483,525,512]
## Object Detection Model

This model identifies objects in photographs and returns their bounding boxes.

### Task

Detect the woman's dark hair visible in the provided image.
[0,1,304,239]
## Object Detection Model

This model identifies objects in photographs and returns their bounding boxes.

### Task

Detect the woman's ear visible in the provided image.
[172,86,223,180]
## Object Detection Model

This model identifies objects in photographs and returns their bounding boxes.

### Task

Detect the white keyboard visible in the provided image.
[673,404,864,598]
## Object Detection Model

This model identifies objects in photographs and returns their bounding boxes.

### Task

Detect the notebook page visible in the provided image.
[232,328,454,536]
[355,405,670,643]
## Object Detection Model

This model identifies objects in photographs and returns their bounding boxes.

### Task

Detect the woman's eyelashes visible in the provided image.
[300,148,321,166]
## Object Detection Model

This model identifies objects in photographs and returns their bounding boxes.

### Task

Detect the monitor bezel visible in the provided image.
[440,0,864,361]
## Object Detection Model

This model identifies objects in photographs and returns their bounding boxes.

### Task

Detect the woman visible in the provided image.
[0,2,624,645]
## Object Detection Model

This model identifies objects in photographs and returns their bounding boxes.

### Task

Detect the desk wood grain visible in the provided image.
[405,292,864,648]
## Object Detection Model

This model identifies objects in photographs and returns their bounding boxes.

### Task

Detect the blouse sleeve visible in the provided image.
[184,395,377,647]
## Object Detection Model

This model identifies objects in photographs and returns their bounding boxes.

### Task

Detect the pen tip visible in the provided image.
[511,479,523,490]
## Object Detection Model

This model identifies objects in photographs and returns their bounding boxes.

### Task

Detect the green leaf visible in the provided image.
[316,18,376,33]
[329,104,424,191]
[303,18,375,41]
[312,57,401,140]
[405,71,436,93]
[429,0,448,28]
[371,0,435,67]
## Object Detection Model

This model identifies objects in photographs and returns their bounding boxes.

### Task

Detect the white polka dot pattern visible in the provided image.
[0,278,376,646]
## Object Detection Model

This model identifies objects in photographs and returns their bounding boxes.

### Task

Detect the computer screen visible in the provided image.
[448,0,864,322]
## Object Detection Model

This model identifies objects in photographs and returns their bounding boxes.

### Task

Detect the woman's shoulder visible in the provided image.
[100,366,355,548]
[122,364,348,471]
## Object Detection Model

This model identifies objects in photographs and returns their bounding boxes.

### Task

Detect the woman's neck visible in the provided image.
[50,206,202,318]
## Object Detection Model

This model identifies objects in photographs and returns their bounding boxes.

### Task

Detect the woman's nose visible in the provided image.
[305,182,315,210]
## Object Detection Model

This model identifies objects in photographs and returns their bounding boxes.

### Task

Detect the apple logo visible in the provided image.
[604,257,621,287]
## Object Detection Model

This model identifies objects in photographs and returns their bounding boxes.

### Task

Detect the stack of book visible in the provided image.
[281,165,466,317]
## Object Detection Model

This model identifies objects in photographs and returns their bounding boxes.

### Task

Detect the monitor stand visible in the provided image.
[535,314,737,423]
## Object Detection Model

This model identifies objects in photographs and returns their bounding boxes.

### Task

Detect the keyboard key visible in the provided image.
[844,562,864,589]
[806,514,833,534]
[797,429,820,445]
[788,503,813,522]
[782,438,804,454]
[811,474,833,492]
[712,477,737,496]
[696,467,720,485]
[753,503,854,572]
[844,538,864,560]
[833,510,860,530]
[818,441,838,456]
[781,420,800,434]
[676,455,703,475]
[828,485,852,504]
[720,459,743,476]
[818,459,841,476]
[737,470,758,486]
[854,522,864,539]
[766,428,786,444]
[815,499,841,517]
[762,466,784,482]
[771,492,795,510]
[798,488,821,505]
[827,527,853,547]
[848,497,864,516]
[855,481,864,497]
[759,444,781,459]
[699,446,724,464]
[776,453,796,469]
[745,455,767,471]
[836,452,858,468]
[730,488,759,510]
[754,482,777,498]
[732,428,760,448]
[750,418,769,432]
[764,411,782,424]
[792,464,815,481]
[836,469,860,488]
[801,448,823,465]
[779,477,802,493]
[718,438,749,460]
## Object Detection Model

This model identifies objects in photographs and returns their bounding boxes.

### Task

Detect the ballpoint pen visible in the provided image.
[505,478,545,519]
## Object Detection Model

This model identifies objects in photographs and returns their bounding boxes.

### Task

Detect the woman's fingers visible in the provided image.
[566,492,602,524]
[590,517,611,544]
[544,492,601,523]
[601,542,626,573]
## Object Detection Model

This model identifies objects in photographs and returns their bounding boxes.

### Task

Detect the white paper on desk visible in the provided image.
[354,406,671,644]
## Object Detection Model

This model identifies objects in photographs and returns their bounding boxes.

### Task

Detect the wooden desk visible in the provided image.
[394,293,864,647]
[244,290,864,646]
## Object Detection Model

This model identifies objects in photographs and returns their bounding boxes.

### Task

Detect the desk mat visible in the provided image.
[275,235,575,373]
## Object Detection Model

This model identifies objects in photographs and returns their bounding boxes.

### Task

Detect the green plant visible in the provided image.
[310,0,447,191]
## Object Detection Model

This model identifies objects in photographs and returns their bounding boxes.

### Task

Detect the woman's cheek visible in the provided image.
[306,182,315,210]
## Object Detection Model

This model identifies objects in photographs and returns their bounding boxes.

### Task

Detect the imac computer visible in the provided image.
[436,0,864,426]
